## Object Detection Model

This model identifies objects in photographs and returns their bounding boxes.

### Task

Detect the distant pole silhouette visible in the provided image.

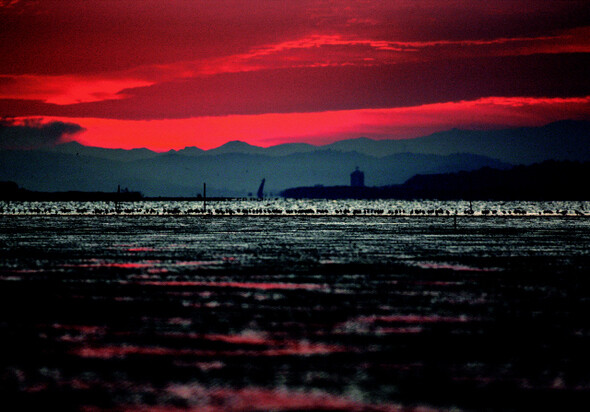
[116,184,121,213]
[203,183,207,211]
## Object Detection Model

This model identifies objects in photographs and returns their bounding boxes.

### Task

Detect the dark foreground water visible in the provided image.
[1,214,590,411]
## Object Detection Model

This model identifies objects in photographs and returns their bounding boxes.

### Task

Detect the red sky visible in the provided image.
[1,0,590,150]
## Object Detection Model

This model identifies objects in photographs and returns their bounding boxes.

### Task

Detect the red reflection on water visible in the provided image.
[105,262,158,269]
[259,341,345,356]
[50,323,107,343]
[159,385,427,412]
[75,346,174,358]
[203,332,269,346]
[199,331,347,356]
[80,342,345,358]
[73,333,347,359]
[138,281,326,290]
[127,247,156,252]
[147,268,169,274]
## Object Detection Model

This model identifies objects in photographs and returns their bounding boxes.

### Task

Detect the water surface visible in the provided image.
[1,202,590,411]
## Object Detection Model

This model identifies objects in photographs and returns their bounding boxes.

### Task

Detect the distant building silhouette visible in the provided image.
[350,167,365,187]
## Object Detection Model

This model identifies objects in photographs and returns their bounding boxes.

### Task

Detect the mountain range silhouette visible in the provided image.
[1,120,589,197]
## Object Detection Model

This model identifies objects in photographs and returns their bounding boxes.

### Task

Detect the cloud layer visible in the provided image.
[1,1,589,149]
[44,96,590,151]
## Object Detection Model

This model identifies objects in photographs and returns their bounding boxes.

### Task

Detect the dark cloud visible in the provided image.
[2,53,588,120]
[0,118,84,149]
[1,1,589,76]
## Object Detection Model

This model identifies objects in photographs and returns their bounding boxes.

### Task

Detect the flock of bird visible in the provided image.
[0,202,587,216]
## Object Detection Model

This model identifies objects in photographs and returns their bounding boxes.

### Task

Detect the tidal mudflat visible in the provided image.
[1,202,590,411]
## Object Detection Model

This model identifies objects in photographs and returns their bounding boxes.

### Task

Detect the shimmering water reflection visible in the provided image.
[2,198,589,216]
[1,212,590,410]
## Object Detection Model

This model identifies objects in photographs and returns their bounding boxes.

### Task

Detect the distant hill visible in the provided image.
[3,120,589,197]
[322,120,590,163]
[0,180,142,201]
[401,160,590,200]
[281,161,590,201]
[173,146,205,156]
[0,149,508,197]
[204,141,267,156]
[44,141,159,162]
[42,120,590,164]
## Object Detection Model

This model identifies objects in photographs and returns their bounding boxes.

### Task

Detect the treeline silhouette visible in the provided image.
[281,160,590,200]
[0,181,142,201]
[3,161,588,201]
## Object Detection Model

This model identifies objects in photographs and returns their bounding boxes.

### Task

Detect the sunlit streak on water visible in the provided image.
[1,199,589,216]
[1,211,590,410]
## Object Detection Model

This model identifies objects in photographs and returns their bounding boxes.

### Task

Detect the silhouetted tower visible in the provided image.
[350,167,365,187]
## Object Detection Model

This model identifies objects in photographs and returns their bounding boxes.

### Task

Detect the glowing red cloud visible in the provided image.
[5,1,587,76]
[2,1,589,149]
[44,96,590,150]
[196,28,590,75]
[0,74,153,105]
[2,27,587,109]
